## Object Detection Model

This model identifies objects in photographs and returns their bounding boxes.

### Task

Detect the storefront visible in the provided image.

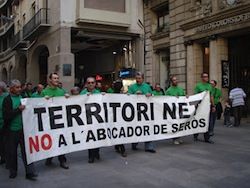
[118,68,136,92]
[181,4,250,114]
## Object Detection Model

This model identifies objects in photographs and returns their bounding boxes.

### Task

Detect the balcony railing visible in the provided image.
[157,23,170,33]
[0,0,8,9]
[0,21,13,36]
[10,30,22,49]
[0,47,11,59]
[23,8,50,39]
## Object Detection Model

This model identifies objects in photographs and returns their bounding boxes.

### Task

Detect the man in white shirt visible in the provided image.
[229,86,246,127]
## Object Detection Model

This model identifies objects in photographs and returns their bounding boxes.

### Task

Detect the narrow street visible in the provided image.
[1,119,250,188]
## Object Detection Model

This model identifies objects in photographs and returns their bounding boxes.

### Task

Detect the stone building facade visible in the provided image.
[0,0,144,91]
[144,0,250,111]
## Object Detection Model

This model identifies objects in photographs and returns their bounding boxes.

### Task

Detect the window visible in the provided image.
[31,2,36,16]
[22,13,26,25]
[17,20,20,30]
[84,0,125,13]
[157,9,169,32]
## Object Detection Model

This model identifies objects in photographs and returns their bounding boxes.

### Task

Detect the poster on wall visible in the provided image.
[221,60,229,88]
[63,64,72,76]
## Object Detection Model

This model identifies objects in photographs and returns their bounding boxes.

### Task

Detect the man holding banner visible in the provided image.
[165,76,185,145]
[194,72,216,144]
[128,72,156,153]
[80,77,101,163]
[42,73,69,169]
[3,80,37,180]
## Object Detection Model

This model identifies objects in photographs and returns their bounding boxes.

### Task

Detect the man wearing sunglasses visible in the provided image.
[80,77,101,163]
[193,72,216,144]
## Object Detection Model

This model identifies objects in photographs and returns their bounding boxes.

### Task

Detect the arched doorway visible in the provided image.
[31,45,49,85]
[9,65,13,81]
[2,68,7,83]
[38,47,49,85]
[18,55,27,83]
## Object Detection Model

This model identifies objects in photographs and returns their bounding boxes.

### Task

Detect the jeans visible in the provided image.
[194,109,214,141]
[132,141,155,150]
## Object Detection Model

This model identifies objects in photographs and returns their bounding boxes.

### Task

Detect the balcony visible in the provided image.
[0,0,8,9]
[0,21,13,36]
[76,0,131,27]
[23,8,50,40]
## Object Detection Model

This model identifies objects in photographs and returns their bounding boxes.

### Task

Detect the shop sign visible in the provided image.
[119,68,136,78]
[196,12,250,33]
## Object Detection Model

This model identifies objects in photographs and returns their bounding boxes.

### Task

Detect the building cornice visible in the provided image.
[151,31,169,41]
[181,3,250,31]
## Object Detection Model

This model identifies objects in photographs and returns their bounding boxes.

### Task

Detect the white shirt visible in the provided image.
[229,88,246,107]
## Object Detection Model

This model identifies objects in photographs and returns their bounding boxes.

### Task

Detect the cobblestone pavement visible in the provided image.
[1,119,250,188]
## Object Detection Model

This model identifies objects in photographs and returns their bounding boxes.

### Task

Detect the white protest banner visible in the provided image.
[22,91,210,164]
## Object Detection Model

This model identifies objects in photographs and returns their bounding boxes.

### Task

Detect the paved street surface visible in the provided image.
[1,119,250,188]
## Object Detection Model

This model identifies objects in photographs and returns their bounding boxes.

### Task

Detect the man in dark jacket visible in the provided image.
[3,79,37,180]
[0,81,8,165]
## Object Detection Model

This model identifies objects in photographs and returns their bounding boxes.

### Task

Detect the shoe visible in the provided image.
[179,139,184,144]
[205,140,214,144]
[45,159,52,166]
[60,162,69,169]
[9,172,17,179]
[145,149,156,153]
[121,153,127,157]
[132,146,138,151]
[173,140,180,145]
[209,132,214,136]
[228,124,233,128]
[95,154,100,160]
[0,159,5,164]
[26,173,38,181]
[88,158,94,163]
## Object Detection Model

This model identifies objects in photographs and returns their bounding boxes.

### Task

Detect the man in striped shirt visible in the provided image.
[229,86,246,127]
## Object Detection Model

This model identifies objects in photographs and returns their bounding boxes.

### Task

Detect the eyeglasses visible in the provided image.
[87,82,95,84]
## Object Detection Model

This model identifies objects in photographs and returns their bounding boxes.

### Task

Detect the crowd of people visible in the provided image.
[0,71,246,181]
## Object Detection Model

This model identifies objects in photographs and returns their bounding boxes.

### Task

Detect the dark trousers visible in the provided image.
[194,110,214,141]
[233,106,243,127]
[0,129,6,162]
[6,130,35,175]
[224,114,231,126]
[46,155,66,164]
[194,131,210,141]
[209,111,216,134]
[115,145,125,154]
[216,103,222,120]
[88,148,100,160]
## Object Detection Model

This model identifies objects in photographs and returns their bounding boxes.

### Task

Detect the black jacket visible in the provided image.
[2,94,22,130]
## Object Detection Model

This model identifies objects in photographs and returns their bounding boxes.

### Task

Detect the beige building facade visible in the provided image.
[144,0,250,111]
[0,0,145,91]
